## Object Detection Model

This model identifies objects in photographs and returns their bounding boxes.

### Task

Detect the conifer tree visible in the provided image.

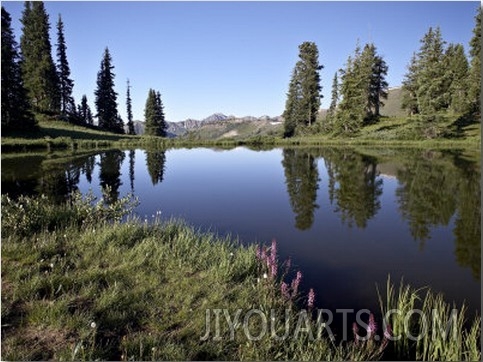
[1,6,35,130]
[78,95,93,125]
[126,80,135,135]
[155,91,168,137]
[367,44,389,119]
[324,72,339,132]
[328,72,339,114]
[335,42,388,134]
[444,43,469,114]
[401,53,420,115]
[283,41,323,137]
[402,27,448,116]
[336,49,366,134]
[467,8,481,117]
[144,89,167,137]
[56,14,74,118]
[415,27,447,114]
[95,47,123,133]
[20,1,60,114]
[283,66,302,137]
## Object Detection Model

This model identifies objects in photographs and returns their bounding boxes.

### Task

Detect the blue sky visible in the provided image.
[2,1,479,123]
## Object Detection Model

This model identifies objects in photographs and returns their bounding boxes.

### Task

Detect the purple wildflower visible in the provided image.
[367,313,377,337]
[270,239,277,264]
[352,322,360,345]
[307,288,315,309]
[281,282,290,300]
[260,247,267,262]
[255,245,261,260]
[291,271,302,296]
[383,323,392,340]
[270,261,277,278]
[284,257,291,274]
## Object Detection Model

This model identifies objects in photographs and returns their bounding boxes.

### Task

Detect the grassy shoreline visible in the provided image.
[1,193,480,361]
[1,119,480,153]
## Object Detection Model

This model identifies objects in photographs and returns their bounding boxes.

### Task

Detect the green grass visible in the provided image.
[2,192,480,361]
[378,276,481,361]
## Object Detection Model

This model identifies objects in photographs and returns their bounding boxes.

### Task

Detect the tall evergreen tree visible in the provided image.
[144,89,167,137]
[95,47,123,133]
[126,79,135,135]
[367,44,389,119]
[335,44,367,134]
[324,72,339,131]
[20,1,60,114]
[328,72,339,114]
[335,42,388,134]
[416,27,447,114]
[402,27,448,116]
[444,43,469,114]
[283,66,302,137]
[401,53,420,115]
[1,6,35,130]
[283,41,323,136]
[467,8,481,117]
[56,14,74,117]
[155,91,167,137]
[78,94,93,125]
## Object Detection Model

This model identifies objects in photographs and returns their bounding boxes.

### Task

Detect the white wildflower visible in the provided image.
[263,273,268,279]
[90,321,97,329]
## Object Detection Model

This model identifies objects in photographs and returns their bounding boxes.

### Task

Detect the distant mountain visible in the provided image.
[126,113,283,138]
[202,113,228,123]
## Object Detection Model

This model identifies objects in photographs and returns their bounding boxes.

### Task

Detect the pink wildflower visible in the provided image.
[291,271,302,296]
[352,322,360,345]
[307,288,315,309]
[367,313,377,337]
[255,245,261,260]
[281,282,290,300]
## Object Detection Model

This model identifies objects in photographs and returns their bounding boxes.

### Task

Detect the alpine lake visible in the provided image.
[2,146,480,319]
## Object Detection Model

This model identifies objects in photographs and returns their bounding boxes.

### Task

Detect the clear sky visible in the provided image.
[2,1,479,123]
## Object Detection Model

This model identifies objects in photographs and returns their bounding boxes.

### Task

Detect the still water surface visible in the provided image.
[2,147,480,316]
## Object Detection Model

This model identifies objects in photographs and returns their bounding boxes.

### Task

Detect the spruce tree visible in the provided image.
[467,8,481,117]
[144,89,167,137]
[78,95,93,125]
[126,79,135,135]
[444,43,469,114]
[415,27,447,114]
[1,6,35,130]
[324,72,338,132]
[283,66,302,137]
[401,53,420,115]
[56,14,74,118]
[328,72,339,114]
[95,47,123,133]
[335,45,367,134]
[155,91,168,137]
[367,44,388,119]
[283,41,323,136]
[335,42,388,134]
[20,1,60,114]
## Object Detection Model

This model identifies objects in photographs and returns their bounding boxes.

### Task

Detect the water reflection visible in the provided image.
[395,151,458,246]
[128,150,135,192]
[322,149,383,229]
[145,149,167,185]
[453,157,481,280]
[281,149,319,230]
[99,150,125,204]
